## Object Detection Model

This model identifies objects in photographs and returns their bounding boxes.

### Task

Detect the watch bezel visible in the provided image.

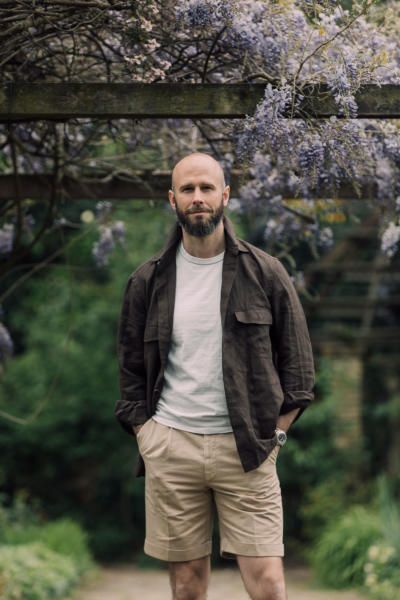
[275,428,287,446]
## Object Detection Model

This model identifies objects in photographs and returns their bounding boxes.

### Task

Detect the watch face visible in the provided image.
[277,431,287,445]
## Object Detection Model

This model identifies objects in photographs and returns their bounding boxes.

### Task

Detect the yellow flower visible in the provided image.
[80,210,94,224]
[365,573,377,587]
[364,562,373,573]
[368,545,379,560]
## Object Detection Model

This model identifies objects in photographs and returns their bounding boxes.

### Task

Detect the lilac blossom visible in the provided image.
[3,0,400,262]
[290,270,306,293]
[176,1,233,29]
[381,221,400,258]
[318,226,334,249]
[93,227,115,268]
[235,83,294,162]
[0,224,14,257]
[111,221,126,245]
[298,140,326,185]
[93,221,126,267]
[95,201,113,221]
[0,323,13,363]
[327,66,358,117]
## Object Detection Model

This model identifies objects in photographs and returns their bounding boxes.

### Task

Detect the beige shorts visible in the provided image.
[136,418,284,562]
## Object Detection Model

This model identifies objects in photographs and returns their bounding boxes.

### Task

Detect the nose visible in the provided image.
[193,186,203,203]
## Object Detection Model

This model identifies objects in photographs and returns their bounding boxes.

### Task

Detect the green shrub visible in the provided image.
[0,493,40,538]
[0,202,174,559]
[299,477,348,543]
[311,505,382,588]
[2,519,93,576]
[363,478,400,600]
[0,542,79,600]
[364,542,400,600]
[0,496,95,597]
[0,496,94,575]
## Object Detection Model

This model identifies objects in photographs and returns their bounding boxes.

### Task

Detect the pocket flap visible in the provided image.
[235,308,273,325]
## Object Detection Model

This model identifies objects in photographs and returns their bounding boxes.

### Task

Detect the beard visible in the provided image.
[175,197,224,237]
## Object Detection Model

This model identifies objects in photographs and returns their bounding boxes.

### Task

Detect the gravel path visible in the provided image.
[74,565,367,600]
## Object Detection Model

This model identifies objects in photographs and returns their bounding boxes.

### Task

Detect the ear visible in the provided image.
[168,189,176,210]
[223,185,230,207]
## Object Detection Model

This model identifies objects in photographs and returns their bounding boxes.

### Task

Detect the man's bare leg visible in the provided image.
[169,556,211,600]
[237,556,287,600]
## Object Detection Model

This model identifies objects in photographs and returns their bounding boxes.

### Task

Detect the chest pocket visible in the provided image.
[233,307,273,356]
[234,308,272,325]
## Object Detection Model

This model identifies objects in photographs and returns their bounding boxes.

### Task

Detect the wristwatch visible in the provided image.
[275,428,287,447]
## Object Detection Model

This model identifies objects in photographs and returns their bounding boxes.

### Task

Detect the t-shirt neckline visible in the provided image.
[178,241,225,265]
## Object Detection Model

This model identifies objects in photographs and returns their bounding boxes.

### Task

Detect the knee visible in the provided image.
[172,570,207,600]
[259,571,286,600]
[173,577,206,600]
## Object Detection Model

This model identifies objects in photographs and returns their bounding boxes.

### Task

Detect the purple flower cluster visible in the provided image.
[0,224,14,257]
[298,140,325,184]
[93,221,126,267]
[2,0,400,262]
[95,201,113,221]
[235,83,294,162]
[381,221,400,258]
[176,1,233,29]
[0,322,13,363]
[327,67,358,118]
[318,226,334,249]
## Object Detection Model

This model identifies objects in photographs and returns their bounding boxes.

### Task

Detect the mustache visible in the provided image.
[186,208,213,215]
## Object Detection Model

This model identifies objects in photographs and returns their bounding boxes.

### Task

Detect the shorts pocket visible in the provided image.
[136,418,153,445]
[138,420,171,462]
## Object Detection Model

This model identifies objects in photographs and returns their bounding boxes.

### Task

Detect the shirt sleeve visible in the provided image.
[115,272,148,435]
[269,257,315,421]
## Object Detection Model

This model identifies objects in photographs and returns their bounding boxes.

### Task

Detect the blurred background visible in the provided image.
[1,1,400,599]
[1,197,399,598]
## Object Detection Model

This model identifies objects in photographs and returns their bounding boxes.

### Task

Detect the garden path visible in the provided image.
[74,565,367,600]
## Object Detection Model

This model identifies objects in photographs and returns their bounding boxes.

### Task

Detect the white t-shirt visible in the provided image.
[153,241,233,433]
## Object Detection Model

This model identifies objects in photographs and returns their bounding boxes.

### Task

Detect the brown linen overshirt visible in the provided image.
[116,216,314,476]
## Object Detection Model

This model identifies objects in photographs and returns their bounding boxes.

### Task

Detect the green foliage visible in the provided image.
[1,211,368,559]
[363,478,400,600]
[1,518,93,576]
[299,477,348,543]
[276,357,362,546]
[311,505,382,588]
[309,477,400,597]
[0,542,79,600]
[0,201,176,560]
[364,542,400,600]
[0,495,95,599]
[0,492,40,533]
[1,201,393,566]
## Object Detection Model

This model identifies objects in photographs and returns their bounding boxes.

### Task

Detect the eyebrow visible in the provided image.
[178,182,217,191]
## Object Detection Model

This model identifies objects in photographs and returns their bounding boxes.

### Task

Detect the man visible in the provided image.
[116,153,314,600]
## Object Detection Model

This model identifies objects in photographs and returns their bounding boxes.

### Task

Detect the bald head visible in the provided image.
[171,153,226,193]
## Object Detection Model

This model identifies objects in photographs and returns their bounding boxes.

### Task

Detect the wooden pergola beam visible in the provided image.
[306,262,399,273]
[0,173,378,200]
[309,327,400,346]
[1,83,400,120]
[303,297,400,309]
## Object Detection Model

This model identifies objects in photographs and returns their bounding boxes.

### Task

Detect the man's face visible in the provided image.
[169,155,229,237]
